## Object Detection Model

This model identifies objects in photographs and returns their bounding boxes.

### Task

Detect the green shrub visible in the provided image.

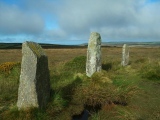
[63,56,86,73]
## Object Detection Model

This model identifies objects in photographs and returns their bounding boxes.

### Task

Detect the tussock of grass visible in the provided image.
[139,60,160,80]
[73,72,137,108]
[102,59,121,72]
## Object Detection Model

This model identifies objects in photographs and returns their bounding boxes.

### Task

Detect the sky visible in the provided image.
[0,0,160,45]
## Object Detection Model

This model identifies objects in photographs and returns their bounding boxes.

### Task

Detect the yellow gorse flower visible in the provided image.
[0,62,20,73]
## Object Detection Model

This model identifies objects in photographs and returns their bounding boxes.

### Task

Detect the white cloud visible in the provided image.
[0,2,44,35]
[0,0,160,43]
[54,0,160,41]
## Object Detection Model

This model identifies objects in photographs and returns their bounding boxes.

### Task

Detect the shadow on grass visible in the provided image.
[102,63,112,71]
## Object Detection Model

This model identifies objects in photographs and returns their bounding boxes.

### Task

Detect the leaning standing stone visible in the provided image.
[121,44,129,66]
[17,41,50,110]
[86,32,102,77]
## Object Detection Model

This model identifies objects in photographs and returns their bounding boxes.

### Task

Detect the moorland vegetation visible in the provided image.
[0,47,160,120]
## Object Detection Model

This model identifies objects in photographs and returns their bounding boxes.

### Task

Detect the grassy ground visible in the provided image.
[0,47,160,120]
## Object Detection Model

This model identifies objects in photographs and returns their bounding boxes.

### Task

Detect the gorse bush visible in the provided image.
[0,62,21,74]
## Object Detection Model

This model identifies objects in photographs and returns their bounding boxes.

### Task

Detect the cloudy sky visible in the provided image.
[0,0,160,44]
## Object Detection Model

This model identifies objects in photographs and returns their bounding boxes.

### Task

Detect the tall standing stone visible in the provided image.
[17,41,50,110]
[86,32,101,77]
[121,44,129,66]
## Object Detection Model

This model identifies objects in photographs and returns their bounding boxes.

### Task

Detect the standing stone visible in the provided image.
[17,41,50,110]
[121,44,129,66]
[86,32,101,77]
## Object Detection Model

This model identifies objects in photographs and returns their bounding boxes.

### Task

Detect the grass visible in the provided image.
[0,63,20,106]
[0,47,160,120]
[139,60,160,80]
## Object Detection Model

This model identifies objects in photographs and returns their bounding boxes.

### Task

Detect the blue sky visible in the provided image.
[0,0,160,45]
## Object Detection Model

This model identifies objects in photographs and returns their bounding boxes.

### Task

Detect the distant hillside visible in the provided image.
[100,42,160,48]
[80,42,160,46]
[0,43,86,49]
[1,42,160,49]
[0,43,22,49]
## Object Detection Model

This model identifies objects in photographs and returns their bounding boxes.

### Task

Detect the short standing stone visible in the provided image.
[121,44,129,66]
[86,32,101,77]
[17,41,50,110]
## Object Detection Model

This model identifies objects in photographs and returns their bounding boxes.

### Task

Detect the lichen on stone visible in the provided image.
[27,41,45,57]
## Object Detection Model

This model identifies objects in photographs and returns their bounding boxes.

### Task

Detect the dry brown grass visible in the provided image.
[1,47,160,69]
[0,49,22,64]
